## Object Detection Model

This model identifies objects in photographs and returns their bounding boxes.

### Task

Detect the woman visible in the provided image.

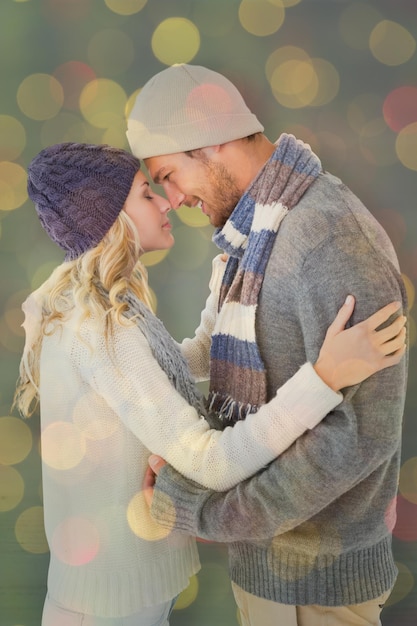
[14,143,406,626]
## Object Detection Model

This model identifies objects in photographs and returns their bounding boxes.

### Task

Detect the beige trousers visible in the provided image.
[231,582,392,626]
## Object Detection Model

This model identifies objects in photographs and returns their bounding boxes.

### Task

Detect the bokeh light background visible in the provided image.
[0,0,416,624]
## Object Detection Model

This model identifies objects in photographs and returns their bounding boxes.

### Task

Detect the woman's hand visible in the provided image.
[314,296,406,391]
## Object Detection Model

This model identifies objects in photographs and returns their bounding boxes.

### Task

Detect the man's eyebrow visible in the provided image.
[153,168,166,185]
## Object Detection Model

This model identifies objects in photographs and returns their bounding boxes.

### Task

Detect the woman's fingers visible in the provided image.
[374,315,407,345]
[364,301,402,331]
[326,295,355,338]
[379,327,407,356]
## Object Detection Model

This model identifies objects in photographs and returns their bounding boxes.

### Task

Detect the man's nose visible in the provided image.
[166,188,186,210]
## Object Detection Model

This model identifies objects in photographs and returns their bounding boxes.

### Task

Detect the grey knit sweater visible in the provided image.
[151,171,408,606]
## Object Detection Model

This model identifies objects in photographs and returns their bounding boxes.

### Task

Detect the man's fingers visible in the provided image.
[143,464,156,490]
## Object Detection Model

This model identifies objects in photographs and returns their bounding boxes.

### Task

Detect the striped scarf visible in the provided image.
[208,133,322,424]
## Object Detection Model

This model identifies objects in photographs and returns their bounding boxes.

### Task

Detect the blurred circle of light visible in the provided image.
[281,0,301,5]
[395,122,417,171]
[0,162,28,212]
[51,516,100,565]
[266,46,310,81]
[402,273,415,311]
[15,506,49,554]
[151,18,200,66]
[41,422,86,470]
[141,249,170,267]
[127,491,171,541]
[399,457,417,505]
[359,118,397,167]
[0,115,26,161]
[53,61,96,111]
[126,89,141,119]
[174,574,199,610]
[168,226,210,271]
[347,93,382,135]
[0,465,24,512]
[385,562,414,607]
[105,0,147,15]
[102,121,132,149]
[391,495,417,542]
[369,20,416,66]
[88,30,135,78]
[80,79,127,129]
[338,2,382,51]
[177,205,210,228]
[239,0,285,37]
[0,417,32,465]
[383,86,417,133]
[17,73,64,121]
[40,112,102,147]
[270,59,318,109]
[307,58,340,107]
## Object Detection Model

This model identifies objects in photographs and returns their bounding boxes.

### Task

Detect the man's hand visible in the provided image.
[143,455,167,507]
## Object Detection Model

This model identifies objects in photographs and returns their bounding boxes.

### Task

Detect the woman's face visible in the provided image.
[123,170,174,254]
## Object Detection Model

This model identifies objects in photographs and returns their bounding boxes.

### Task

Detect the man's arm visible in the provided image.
[150,238,408,542]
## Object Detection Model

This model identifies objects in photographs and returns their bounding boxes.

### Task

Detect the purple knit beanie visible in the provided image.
[27,142,141,260]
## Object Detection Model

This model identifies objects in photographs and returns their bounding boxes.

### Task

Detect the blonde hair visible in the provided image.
[14,211,153,418]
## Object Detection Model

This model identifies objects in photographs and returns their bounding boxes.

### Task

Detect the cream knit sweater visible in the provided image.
[31,256,341,617]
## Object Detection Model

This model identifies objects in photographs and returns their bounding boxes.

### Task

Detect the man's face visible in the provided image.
[144,150,243,228]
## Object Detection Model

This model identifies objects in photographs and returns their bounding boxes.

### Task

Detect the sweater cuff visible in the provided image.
[273,362,342,431]
[151,466,203,535]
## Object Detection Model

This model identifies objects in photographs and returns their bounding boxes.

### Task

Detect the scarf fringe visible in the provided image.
[207,390,258,424]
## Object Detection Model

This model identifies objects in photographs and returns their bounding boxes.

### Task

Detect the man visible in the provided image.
[127,64,408,625]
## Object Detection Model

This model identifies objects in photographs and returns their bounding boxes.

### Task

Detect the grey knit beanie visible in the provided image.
[27,142,141,260]
[127,64,264,159]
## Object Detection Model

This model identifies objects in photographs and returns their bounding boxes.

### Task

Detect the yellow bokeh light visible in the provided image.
[80,79,128,129]
[41,422,86,470]
[151,18,200,66]
[15,506,49,554]
[40,112,102,147]
[141,249,170,267]
[125,88,141,119]
[308,58,340,107]
[174,574,199,610]
[17,73,64,121]
[0,162,28,211]
[0,115,26,161]
[127,491,172,541]
[402,273,415,311]
[339,2,382,51]
[104,0,147,15]
[396,123,417,172]
[399,457,417,505]
[176,205,210,228]
[370,20,416,66]
[239,0,285,37]
[0,465,25,512]
[0,417,32,465]
[266,46,310,81]
[270,59,318,109]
